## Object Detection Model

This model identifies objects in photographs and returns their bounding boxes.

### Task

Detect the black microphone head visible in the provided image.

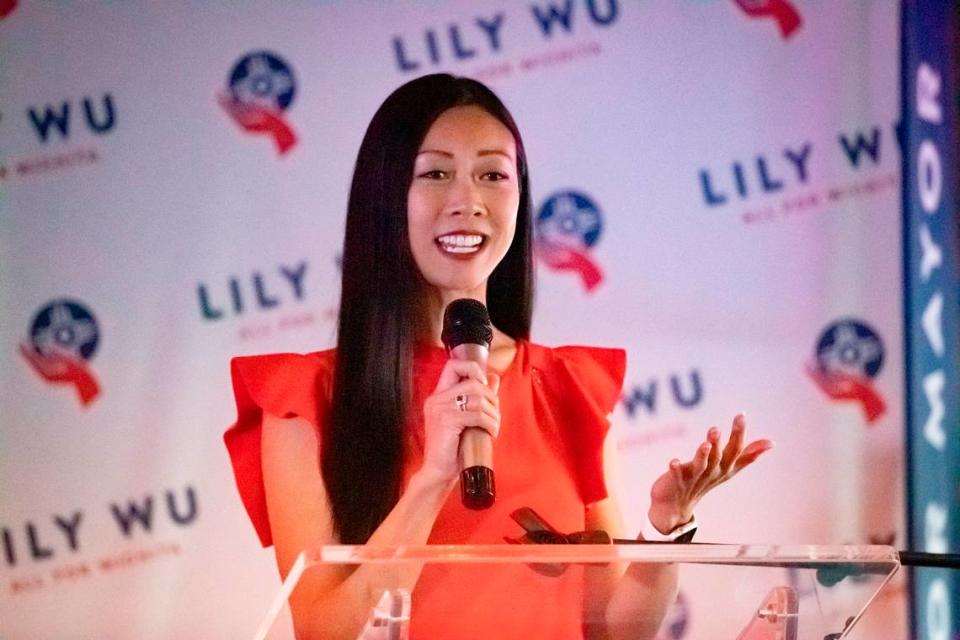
[441,299,493,350]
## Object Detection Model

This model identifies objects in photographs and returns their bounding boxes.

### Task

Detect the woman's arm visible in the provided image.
[261,359,501,639]
[584,414,773,640]
[582,437,677,640]
[262,413,454,639]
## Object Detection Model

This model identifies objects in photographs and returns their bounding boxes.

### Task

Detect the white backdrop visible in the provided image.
[0,1,906,637]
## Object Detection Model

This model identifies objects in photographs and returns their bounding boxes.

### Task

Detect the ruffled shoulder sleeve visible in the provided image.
[223,350,335,547]
[527,343,626,505]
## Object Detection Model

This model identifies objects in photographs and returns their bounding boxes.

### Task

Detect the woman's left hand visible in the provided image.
[647,413,773,534]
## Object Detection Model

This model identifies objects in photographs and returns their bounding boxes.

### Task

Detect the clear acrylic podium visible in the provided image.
[254,544,899,639]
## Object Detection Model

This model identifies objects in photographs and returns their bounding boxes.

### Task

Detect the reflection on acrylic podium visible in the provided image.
[253,544,899,640]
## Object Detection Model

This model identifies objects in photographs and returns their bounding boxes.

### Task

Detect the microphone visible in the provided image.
[441,298,496,510]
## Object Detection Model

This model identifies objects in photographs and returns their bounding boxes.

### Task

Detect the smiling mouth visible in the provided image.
[436,233,486,254]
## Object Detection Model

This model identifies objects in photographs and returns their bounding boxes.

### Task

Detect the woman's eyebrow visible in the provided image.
[478,149,514,159]
[417,149,453,157]
[416,149,513,159]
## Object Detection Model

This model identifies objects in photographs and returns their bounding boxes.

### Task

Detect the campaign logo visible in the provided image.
[535,190,604,291]
[219,51,298,155]
[20,300,101,407]
[197,259,323,341]
[0,0,17,20]
[27,94,117,144]
[622,369,704,419]
[698,123,897,226]
[732,0,802,39]
[0,91,112,181]
[807,319,886,423]
[197,260,309,321]
[4,484,198,599]
[391,3,619,77]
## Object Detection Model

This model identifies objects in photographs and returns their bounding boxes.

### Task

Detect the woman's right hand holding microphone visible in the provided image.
[419,358,501,486]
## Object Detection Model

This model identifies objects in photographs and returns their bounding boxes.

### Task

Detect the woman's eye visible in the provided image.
[482,171,509,181]
[419,170,447,179]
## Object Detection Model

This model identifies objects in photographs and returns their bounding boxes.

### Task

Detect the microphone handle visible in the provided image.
[450,343,496,510]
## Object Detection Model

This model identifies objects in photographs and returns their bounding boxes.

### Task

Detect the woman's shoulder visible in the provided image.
[231,347,336,377]
[227,347,337,438]
[520,341,627,505]
[230,348,336,404]
[225,348,336,548]
[524,341,626,381]
[522,340,626,416]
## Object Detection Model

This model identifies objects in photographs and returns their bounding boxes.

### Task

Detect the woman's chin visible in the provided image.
[427,279,489,303]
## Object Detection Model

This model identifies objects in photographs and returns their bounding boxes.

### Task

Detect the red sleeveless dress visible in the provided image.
[225,340,625,639]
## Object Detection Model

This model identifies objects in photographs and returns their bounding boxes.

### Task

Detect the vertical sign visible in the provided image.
[902,2,959,639]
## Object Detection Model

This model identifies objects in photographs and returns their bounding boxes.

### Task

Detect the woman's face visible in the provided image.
[407,105,520,305]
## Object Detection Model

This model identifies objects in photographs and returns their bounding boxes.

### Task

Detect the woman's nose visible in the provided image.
[444,177,484,217]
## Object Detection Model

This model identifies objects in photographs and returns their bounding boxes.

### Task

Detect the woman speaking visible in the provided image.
[224,73,772,639]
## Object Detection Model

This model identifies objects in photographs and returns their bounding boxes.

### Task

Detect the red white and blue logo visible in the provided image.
[535,190,604,292]
[732,0,802,39]
[20,299,101,407]
[219,51,298,155]
[807,319,886,424]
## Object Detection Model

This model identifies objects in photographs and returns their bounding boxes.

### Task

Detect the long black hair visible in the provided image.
[323,74,535,543]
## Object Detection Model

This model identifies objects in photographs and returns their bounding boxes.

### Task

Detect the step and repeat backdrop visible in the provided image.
[1,1,910,638]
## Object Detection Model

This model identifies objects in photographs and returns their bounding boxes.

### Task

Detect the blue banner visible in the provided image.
[902,2,960,639]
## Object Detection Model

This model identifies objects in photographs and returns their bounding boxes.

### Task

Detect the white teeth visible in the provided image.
[437,234,483,253]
